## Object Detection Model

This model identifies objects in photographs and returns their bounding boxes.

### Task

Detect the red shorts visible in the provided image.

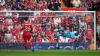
[23,31,31,42]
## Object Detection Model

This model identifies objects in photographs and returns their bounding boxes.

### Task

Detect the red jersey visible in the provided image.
[40,5,47,11]
[0,17,4,21]
[3,21,8,29]
[26,0,31,6]
[35,25,43,33]
[31,2,37,8]
[22,21,33,32]
[34,18,39,23]
[61,18,64,25]
[49,39,56,43]
[65,19,70,26]
[12,17,18,24]
[61,18,70,26]
[36,37,42,42]
[11,27,20,40]
[84,29,93,39]
[11,27,19,36]
[46,31,53,36]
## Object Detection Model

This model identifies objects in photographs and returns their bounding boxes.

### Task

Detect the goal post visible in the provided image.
[0,11,96,50]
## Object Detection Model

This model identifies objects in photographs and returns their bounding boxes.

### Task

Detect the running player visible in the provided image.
[22,17,34,52]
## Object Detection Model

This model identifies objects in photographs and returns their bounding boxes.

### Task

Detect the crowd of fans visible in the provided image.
[0,0,99,11]
[97,12,100,43]
[0,0,61,11]
[0,0,99,43]
[62,0,100,11]
[0,12,94,43]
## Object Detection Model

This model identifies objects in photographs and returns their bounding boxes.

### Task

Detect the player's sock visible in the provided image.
[24,43,28,51]
[31,47,34,52]
[30,42,34,52]
[25,45,28,51]
[29,42,32,48]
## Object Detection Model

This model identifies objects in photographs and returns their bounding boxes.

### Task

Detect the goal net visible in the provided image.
[0,11,96,50]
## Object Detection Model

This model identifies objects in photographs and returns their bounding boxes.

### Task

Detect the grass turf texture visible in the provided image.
[0,50,100,56]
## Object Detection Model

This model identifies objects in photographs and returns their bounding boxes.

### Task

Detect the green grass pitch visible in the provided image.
[0,50,100,56]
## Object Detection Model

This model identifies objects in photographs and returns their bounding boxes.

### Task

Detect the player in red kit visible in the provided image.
[22,17,34,52]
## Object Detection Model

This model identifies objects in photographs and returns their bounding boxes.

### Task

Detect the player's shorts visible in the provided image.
[23,31,31,42]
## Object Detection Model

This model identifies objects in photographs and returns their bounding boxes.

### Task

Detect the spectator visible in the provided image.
[53,17,61,25]
[79,16,87,31]
[72,0,81,8]
[49,2,55,10]
[11,0,19,10]
[46,26,53,39]
[84,25,93,43]
[5,16,12,21]
[97,21,100,40]
[11,24,20,42]
[36,34,42,43]
[85,14,92,23]
[97,24,100,35]
[63,0,73,7]
[12,17,18,25]
[42,36,49,43]
[54,0,61,10]
[59,36,66,43]
[88,41,98,50]
[40,2,47,11]
[0,10,94,44]
[44,6,50,11]
[47,1,51,10]
[48,36,56,43]
[4,31,12,43]
[72,18,79,31]
[0,0,5,6]
[66,27,71,32]
[31,1,37,10]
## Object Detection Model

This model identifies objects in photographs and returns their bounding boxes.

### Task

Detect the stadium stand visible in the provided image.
[0,0,99,50]
[0,12,94,43]
[0,0,61,11]
[0,11,95,50]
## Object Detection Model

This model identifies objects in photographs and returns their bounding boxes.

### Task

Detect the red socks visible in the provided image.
[29,42,33,48]
[24,42,33,50]
[24,43,28,51]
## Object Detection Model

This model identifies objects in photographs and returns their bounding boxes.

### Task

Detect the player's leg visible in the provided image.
[23,35,28,51]
[29,41,34,52]
[28,36,33,48]
[23,40,28,51]
[28,35,34,52]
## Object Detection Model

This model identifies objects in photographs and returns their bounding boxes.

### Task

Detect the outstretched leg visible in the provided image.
[28,36,34,52]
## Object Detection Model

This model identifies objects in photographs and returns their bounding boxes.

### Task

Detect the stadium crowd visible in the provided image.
[0,0,99,43]
[0,0,61,11]
[0,12,94,43]
[62,0,100,11]
[0,0,99,11]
